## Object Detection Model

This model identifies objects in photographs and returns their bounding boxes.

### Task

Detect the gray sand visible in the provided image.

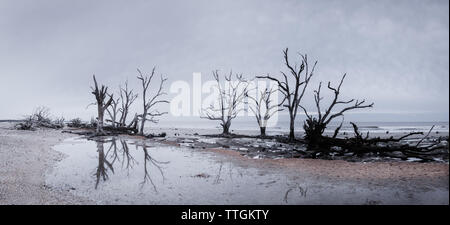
[0,122,448,204]
[0,123,92,204]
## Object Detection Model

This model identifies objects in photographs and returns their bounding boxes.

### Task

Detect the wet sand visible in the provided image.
[1,122,448,204]
[0,122,92,204]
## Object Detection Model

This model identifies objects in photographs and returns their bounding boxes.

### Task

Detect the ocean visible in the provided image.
[155,118,449,134]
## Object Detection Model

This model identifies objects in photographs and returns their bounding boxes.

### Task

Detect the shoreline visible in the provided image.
[0,123,92,204]
[1,122,448,204]
[146,127,449,179]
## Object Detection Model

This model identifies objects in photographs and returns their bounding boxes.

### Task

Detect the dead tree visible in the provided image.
[246,86,281,136]
[91,75,114,135]
[257,48,316,141]
[201,70,249,135]
[312,123,448,162]
[106,95,120,128]
[300,74,374,145]
[118,80,138,126]
[136,67,168,136]
[127,113,140,131]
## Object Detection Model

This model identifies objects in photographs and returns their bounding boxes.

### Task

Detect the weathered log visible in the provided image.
[103,125,138,134]
[305,123,448,162]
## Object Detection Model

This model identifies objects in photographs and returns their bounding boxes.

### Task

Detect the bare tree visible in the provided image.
[201,70,249,135]
[257,48,317,141]
[246,86,281,136]
[91,75,114,135]
[301,74,374,145]
[136,67,168,136]
[118,80,138,126]
[106,95,120,128]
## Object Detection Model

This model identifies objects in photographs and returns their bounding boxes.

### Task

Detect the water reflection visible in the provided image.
[93,137,169,190]
[140,143,169,189]
[48,137,449,204]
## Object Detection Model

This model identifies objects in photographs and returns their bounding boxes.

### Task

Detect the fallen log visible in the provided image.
[103,125,138,135]
[306,123,448,162]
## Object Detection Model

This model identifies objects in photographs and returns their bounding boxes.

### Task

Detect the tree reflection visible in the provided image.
[140,144,169,191]
[93,137,168,190]
[119,139,136,171]
[94,139,114,189]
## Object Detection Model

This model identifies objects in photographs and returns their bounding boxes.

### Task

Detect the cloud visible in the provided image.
[0,0,448,121]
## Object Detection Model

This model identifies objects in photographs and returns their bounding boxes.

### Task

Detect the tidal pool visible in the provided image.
[46,137,448,204]
[46,137,302,204]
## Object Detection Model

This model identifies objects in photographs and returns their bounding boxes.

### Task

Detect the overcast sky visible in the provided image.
[0,0,448,122]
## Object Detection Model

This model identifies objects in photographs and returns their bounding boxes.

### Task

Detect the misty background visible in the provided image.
[0,0,448,125]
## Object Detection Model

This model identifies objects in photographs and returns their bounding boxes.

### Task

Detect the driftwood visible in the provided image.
[291,70,447,162]
[15,118,63,130]
[146,132,166,138]
[15,106,64,130]
[62,124,144,138]
[103,125,138,134]
[305,123,448,162]
[301,74,374,145]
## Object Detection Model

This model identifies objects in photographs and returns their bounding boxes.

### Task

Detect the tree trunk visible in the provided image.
[139,109,147,136]
[97,106,104,134]
[222,122,230,135]
[139,117,145,136]
[289,115,295,141]
[139,122,145,136]
[260,126,266,137]
[111,114,116,128]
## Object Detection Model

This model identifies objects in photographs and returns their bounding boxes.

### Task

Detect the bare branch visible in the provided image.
[136,68,168,135]
[201,70,249,134]
[91,75,113,135]
[257,48,316,140]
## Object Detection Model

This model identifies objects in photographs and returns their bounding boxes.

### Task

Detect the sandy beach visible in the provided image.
[0,122,92,204]
[0,121,448,205]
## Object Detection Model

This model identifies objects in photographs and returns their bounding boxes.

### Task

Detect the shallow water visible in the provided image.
[46,137,448,204]
[155,120,450,134]
[47,137,298,204]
